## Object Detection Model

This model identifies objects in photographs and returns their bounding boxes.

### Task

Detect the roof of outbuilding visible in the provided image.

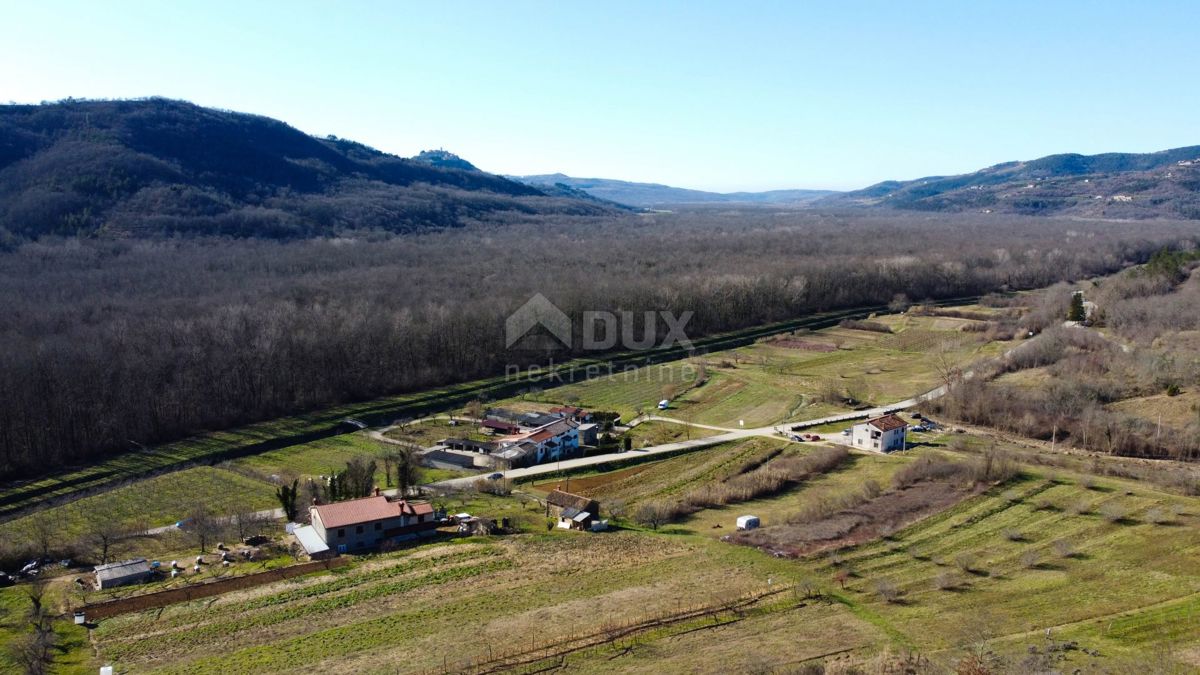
[95,558,150,580]
[546,489,594,511]
[312,496,433,528]
[865,414,908,432]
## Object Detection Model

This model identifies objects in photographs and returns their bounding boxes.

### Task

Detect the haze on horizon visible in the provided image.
[2,0,1198,192]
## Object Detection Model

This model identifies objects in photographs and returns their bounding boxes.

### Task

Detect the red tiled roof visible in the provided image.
[313,496,433,528]
[866,414,908,432]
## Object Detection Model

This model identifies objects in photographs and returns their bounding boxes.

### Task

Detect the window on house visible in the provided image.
[374,522,381,531]
[337,529,345,538]
[356,525,364,534]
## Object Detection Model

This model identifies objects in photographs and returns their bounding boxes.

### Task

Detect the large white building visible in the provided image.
[850,414,908,453]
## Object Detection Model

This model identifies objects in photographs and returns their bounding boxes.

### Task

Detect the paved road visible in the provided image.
[431,385,951,490]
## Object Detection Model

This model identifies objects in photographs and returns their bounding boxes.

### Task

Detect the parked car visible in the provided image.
[487,472,504,480]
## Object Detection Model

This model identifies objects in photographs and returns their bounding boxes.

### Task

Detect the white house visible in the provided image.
[850,414,908,453]
[494,418,580,467]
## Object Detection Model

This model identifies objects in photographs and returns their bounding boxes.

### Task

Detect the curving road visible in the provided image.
[430,384,950,490]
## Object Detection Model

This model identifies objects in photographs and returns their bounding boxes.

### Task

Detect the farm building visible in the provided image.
[850,414,908,453]
[442,438,498,454]
[493,418,580,467]
[578,422,599,445]
[94,558,152,590]
[550,406,593,422]
[310,495,438,553]
[546,489,600,531]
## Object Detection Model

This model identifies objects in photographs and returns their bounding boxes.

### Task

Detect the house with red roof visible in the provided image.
[850,414,908,453]
[309,494,437,553]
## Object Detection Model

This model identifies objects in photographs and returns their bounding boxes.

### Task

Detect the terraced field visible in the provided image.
[804,468,1200,665]
[86,534,845,674]
[0,466,277,541]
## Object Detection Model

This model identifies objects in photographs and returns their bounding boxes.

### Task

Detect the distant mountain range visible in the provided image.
[2,98,1198,242]
[509,174,837,208]
[0,99,619,240]
[818,146,1200,219]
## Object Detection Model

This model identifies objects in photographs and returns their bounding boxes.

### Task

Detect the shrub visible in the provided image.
[861,479,882,499]
[932,571,956,591]
[1002,528,1024,542]
[1099,501,1129,523]
[1145,505,1179,525]
[1033,497,1057,511]
[1020,550,1039,569]
[839,319,892,334]
[1067,499,1092,516]
[1053,539,1076,558]
[873,579,902,603]
[954,553,978,573]
[892,454,969,489]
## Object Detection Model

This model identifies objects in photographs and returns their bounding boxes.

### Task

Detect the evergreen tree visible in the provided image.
[275,479,300,521]
[1067,292,1086,322]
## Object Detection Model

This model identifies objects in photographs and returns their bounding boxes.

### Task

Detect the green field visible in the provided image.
[0,466,277,543]
[29,438,1193,673]
[501,314,1010,431]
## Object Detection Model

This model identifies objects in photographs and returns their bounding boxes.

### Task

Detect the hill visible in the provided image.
[409,148,479,171]
[820,145,1200,219]
[0,99,619,240]
[510,173,836,208]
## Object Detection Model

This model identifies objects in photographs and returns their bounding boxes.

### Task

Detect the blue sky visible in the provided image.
[2,1,1197,191]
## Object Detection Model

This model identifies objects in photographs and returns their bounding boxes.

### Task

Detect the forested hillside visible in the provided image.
[1,209,1193,480]
[0,99,617,242]
[821,145,1200,219]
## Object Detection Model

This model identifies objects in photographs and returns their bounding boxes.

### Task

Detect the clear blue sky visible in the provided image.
[2,1,1197,191]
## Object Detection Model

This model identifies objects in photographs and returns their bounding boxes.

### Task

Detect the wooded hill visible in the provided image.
[0,99,619,242]
[820,145,1200,219]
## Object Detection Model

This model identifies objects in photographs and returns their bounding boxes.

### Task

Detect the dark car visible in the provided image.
[487,472,504,480]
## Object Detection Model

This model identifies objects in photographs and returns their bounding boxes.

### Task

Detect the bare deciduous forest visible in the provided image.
[0,209,1194,479]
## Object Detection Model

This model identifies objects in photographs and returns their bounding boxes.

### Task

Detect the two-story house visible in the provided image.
[850,414,908,453]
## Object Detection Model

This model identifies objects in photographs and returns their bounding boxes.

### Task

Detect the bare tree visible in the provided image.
[186,504,222,554]
[79,500,126,565]
[635,502,671,530]
[21,512,55,560]
[10,581,56,675]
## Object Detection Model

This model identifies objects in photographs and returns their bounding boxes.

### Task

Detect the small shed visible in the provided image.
[293,524,334,560]
[94,558,152,590]
[736,515,760,531]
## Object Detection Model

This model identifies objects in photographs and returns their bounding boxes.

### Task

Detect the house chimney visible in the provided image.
[374,487,381,497]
